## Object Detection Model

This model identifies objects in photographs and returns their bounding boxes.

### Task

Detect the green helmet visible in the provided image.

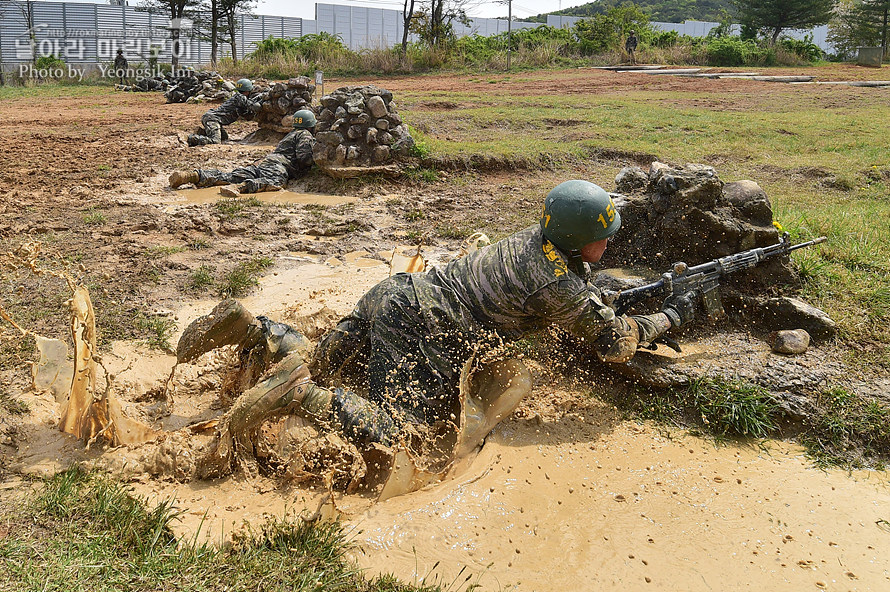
[235,78,253,92]
[292,109,317,129]
[540,180,621,251]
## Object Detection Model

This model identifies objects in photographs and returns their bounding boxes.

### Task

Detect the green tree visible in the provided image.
[574,3,652,55]
[859,0,890,56]
[828,0,889,59]
[735,0,836,44]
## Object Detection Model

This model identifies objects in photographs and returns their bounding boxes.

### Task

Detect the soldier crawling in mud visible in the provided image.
[186,78,262,146]
[178,180,697,476]
[169,109,317,196]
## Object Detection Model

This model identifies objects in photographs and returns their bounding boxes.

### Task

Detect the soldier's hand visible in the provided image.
[662,291,696,329]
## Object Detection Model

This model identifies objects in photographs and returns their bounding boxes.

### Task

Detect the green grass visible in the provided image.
[214,196,264,217]
[686,377,779,439]
[218,257,275,298]
[0,391,30,415]
[187,265,217,293]
[802,386,890,469]
[82,208,107,225]
[145,245,186,259]
[0,466,447,592]
[133,313,177,351]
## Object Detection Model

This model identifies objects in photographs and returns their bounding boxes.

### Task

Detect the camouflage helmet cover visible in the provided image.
[293,109,317,129]
[540,180,621,251]
[235,78,253,92]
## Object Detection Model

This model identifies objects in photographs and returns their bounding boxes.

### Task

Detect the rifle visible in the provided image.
[601,233,826,347]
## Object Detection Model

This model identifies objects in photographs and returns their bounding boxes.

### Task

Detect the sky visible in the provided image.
[254,1,591,21]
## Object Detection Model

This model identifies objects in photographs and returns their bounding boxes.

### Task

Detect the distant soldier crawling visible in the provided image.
[169,109,316,195]
[178,180,696,469]
[187,78,262,146]
[625,30,639,65]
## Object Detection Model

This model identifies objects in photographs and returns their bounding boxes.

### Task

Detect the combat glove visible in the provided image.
[662,291,696,329]
[594,317,640,364]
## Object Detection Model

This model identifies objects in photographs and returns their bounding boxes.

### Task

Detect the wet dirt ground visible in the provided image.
[2,66,890,590]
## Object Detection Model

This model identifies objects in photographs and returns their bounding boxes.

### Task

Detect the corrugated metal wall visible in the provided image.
[546,15,832,52]
[0,1,835,70]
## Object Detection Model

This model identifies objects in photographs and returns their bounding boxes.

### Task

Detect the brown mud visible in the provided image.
[2,68,890,591]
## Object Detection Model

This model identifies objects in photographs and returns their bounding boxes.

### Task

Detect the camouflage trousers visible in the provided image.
[188,114,226,146]
[196,161,289,193]
[311,273,494,445]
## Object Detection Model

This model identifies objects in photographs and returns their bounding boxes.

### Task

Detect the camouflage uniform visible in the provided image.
[312,224,668,445]
[195,129,314,193]
[189,92,261,145]
[113,52,128,85]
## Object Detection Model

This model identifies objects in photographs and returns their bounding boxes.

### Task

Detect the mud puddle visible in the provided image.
[6,251,890,592]
[349,420,890,591]
[168,186,358,207]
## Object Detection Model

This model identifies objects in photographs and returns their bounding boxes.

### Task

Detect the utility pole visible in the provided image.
[507,0,512,70]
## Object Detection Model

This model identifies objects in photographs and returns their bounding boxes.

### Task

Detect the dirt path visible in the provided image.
[2,71,890,591]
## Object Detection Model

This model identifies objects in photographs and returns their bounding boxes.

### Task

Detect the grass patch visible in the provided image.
[187,265,216,293]
[404,209,426,221]
[802,386,890,468]
[133,313,177,351]
[435,224,474,240]
[0,466,446,592]
[686,377,779,439]
[218,257,274,298]
[404,167,440,183]
[82,208,107,225]
[214,196,264,217]
[144,245,186,258]
[0,391,30,415]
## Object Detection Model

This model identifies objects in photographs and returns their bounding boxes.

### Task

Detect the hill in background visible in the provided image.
[526,1,735,24]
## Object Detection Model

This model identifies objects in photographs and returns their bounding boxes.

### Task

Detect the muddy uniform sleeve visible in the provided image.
[272,130,315,178]
[526,282,669,347]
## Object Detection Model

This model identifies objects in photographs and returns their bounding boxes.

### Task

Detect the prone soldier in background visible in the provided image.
[170,109,316,195]
[187,78,262,146]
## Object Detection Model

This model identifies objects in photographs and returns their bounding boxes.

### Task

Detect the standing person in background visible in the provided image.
[625,31,639,65]
[113,49,128,85]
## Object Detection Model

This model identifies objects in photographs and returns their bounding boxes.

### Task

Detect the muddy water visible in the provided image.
[168,186,358,207]
[351,420,890,591]
[10,254,890,591]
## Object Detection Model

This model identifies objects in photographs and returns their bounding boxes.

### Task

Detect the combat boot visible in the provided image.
[169,170,199,188]
[176,299,264,363]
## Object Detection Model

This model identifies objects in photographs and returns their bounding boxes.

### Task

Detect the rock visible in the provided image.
[602,162,791,291]
[368,95,388,118]
[311,84,413,178]
[769,329,811,354]
[615,166,648,193]
[723,180,773,226]
[372,145,391,162]
[761,298,836,340]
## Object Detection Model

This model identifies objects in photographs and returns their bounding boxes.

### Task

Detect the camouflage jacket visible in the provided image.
[429,224,666,344]
[205,92,261,126]
[262,129,315,178]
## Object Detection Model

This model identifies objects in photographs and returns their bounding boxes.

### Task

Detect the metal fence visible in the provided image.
[0,0,835,72]
[546,15,832,52]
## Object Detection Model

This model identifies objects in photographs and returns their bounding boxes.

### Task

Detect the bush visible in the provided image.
[705,36,775,66]
[779,34,823,62]
[35,55,66,70]
[648,30,680,48]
